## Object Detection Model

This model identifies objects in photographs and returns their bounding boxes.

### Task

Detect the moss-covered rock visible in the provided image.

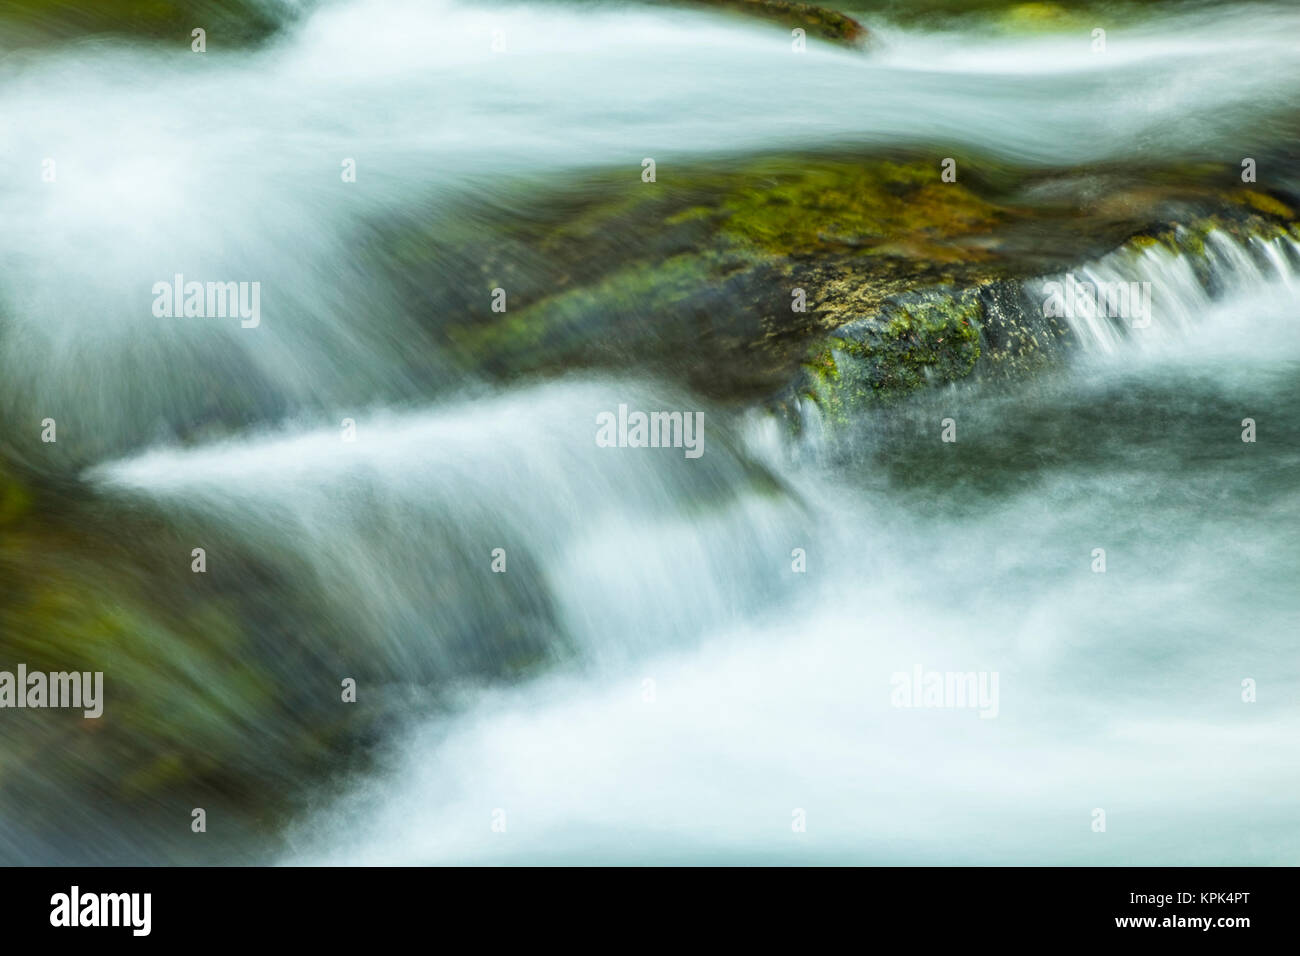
[0,0,288,47]
[794,203,1300,429]
[0,465,32,527]
[0,476,386,860]
[385,150,1298,412]
[719,158,1005,259]
[384,153,1028,400]
[803,288,983,422]
[683,1,867,46]
[0,430,586,860]
[839,0,1206,31]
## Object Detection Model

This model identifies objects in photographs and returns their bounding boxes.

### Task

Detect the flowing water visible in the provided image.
[2,0,1299,864]
[6,0,1300,464]
[268,235,1300,865]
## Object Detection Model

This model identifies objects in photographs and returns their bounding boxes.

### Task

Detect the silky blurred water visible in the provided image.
[276,260,1300,865]
[2,0,1299,864]
[5,0,1300,460]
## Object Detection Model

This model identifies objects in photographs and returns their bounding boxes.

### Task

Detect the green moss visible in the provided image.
[1179,226,1208,257]
[0,468,32,526]
[665,205,720,226]
[684,1,867,45]
[1235,190,1294,219]
[998,2,1087,32]
[842,0,1193,30]
[448,252,720,366]
[0,488,366,842]
[120,752,190,795]
[804,291,983,421]
[0,0,282,45]
[1127,234,1164,251]
[720,159,1004,261]
[391,148,1299,409]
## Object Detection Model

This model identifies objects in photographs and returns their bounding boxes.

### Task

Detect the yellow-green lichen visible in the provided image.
[685,0,867,45]
[719,160,1005,261]
[804,292,983,421]
[0,0,281,44]
[1235,190,1294,220]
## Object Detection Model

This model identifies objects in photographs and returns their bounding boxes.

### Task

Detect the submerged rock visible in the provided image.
[0,475,387,862]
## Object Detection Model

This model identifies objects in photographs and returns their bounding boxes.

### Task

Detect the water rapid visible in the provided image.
[1,0,1298,865]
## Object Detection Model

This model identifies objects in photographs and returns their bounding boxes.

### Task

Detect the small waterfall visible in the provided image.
[1032,230,1300,354]
[6,0,1300,466]
[4,0,1300,866]
[90,379,809,677]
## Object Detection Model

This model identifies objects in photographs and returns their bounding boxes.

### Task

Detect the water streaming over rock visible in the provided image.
[2,0,1298,864]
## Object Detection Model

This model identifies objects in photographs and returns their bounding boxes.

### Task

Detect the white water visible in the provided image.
[270,260,1300,864]
[6,0,1300,864]
[1033,232,1300,354]
[6,0,1300,458]
[93,380,810,672]
[85,237,1300,865]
